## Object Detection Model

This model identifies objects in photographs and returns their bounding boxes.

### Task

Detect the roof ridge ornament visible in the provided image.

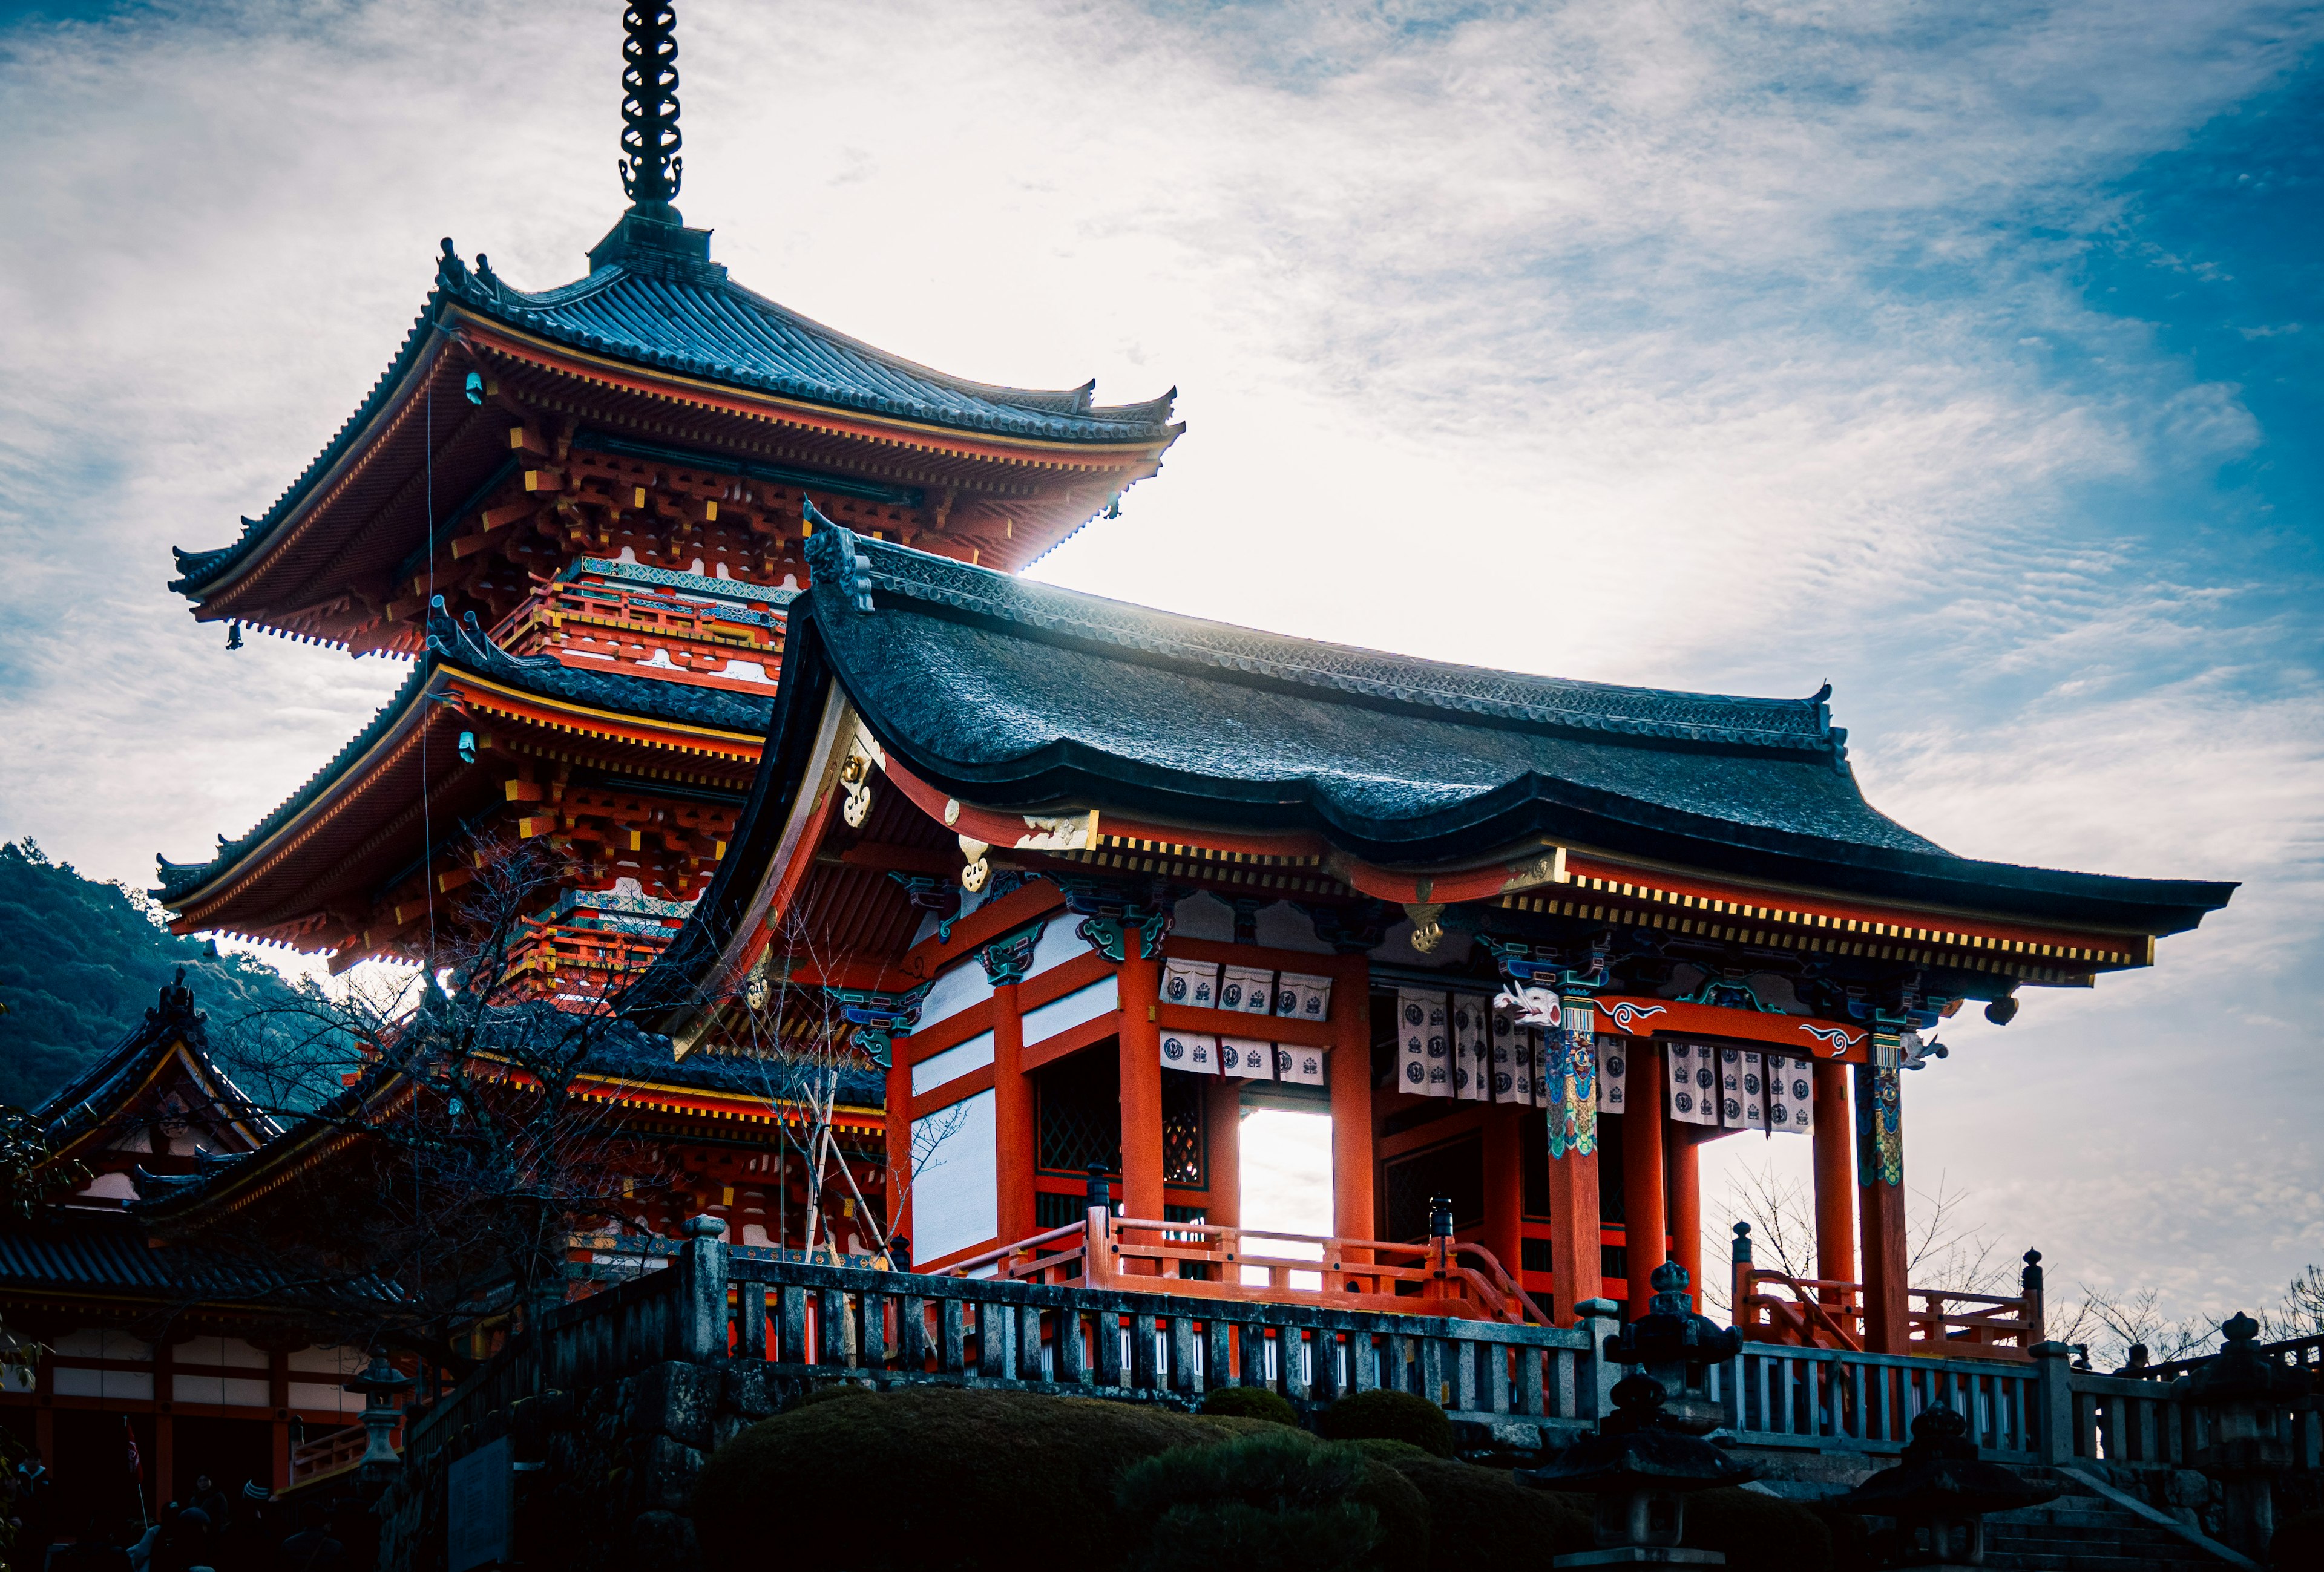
[618,2,683,218]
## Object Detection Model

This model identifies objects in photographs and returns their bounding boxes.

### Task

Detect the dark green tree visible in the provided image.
[0,839,320,1108]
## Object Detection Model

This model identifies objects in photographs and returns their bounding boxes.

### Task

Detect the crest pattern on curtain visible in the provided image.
[1764,1053,1812,1134]
[1396,988,1452,1098]
[1596,1034,1630,1115]
[1667,1041,1720,1126]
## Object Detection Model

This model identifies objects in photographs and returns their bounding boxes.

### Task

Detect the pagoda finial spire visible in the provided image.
[618,3,683,215]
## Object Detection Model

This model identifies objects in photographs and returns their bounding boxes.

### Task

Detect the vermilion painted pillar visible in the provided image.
[1623,1083,1667,1311]
[1117,954,1166,1236]
[1667,1122,1702,1313]
[885,1040,913,1253]
[1329,954,1375,1261]
[1481,1104,1526,1283]
[1862,1181,1909,1352]
[1856,1039,1909,1354]
[1811,1061,1855,1289]
[1204,1076,1242,1228]
[1547,1148,1602,1325]
[992,981,1035,1248]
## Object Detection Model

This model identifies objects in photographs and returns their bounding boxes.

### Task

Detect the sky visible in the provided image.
[1,0,2319,1335]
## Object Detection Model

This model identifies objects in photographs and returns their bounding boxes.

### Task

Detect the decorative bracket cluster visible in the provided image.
[976,920,1051,986]
[828,982,931,1070]
[1056,877,1171,963]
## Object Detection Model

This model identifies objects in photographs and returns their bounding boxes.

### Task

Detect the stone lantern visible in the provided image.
[1525,1374,1760,1565]
[1828,1402,2056,1567]
[2184,1311,2306,1556]
[1601,1259,1741,1436]
[344,1348,416,1475]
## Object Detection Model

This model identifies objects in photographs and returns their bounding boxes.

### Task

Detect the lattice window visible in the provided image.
[1162,1073,1206,1188]
[1035,1045,1206,1189]
[1038,1049,1120,1176]
[1034,1191,1092,1229]
[1380,1132,1483,1242]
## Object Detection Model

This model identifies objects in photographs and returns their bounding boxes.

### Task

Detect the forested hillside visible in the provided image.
[0,839,319,1110]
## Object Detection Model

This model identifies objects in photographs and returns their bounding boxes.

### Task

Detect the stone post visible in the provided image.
[1577,1298,1624,1424]
[1728,1222,1754,1335]
[2031,1340,2076,1466]
[679,1214,731,1362]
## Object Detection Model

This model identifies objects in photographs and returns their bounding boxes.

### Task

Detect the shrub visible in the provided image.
[1681,1487,1834,1572]
[2273,1508,2324,1568]
[694,1386,1225,1571]
[1368,1450,1592,1568]
[1199,1386,1300,1427]
[1117,1429,1388,1571]
[1318,1390,1454,1457]
[692,1386,1411,1572]
[789,1381,874,1410]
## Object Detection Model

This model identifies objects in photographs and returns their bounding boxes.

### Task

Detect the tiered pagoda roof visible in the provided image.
[167,217,1180,652]
[157,605,772,963]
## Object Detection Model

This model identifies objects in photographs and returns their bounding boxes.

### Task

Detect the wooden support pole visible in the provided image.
[885,1040,913,1254]
[1203,1075,1242,1230]
[1328,954,1375,1265]
[1811,1060,1855,1289]
[991,981,1035,1248]
[1856,1045,1909,1354]
[1861,1174,1909,1354]
[1623,1087,1667,1311]
[1547,1147,1602,1325]
[1667,1121,1702,1313]
[1117,955,1167,1243]
[1481,1103,1526,1286]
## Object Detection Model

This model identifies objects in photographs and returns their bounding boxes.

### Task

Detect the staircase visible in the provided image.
[1981,1467,2244,1571]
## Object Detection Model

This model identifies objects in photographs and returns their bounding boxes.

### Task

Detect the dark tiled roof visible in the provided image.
[33,976,279,1150]
[479,262,1175,445]
[171,230,1176,601]
[777,525,2234,932]
[154,604,775,906]
[0,1211,306,1300]
[585,1023,884,1109]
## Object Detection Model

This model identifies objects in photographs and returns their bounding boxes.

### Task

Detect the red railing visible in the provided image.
[1732,1265,2043,1361]
[945,1208,1551,1326]
[286,1420,392,1487]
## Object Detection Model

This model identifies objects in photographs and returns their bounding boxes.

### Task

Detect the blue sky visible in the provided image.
[1,0,2318,1332]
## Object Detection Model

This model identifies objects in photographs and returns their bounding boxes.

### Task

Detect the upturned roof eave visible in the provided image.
[157,630,772,925]
[171,250,1184,610]
[795,532,2237,939]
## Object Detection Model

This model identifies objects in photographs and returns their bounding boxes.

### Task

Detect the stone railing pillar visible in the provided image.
[1577,1297,1623,1424]
[2032,1339,2075,1466]
[679,1214,732,1362]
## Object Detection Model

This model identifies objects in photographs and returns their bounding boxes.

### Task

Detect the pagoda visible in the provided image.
[155,1,1179,994]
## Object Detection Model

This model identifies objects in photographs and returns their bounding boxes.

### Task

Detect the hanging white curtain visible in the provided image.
[1276,1046,1328,1086]
[1396,988,1452,1098]
[1160,1030,1218,1074]
[1764,1053,1813,1135]
[1161,958,1220,1009]
[1452,993,1492,1101]
[1221,1035,1272,1080]
[1667,1041,1720,1125]
[1597,1035,1631,1115]
[1276,972,1334,1023]
[1219,964,1275,1015]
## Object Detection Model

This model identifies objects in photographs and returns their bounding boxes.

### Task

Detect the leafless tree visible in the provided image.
[1707,1156,2014,1314]
[718,906,961,1263]
[181,834,680,1349]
